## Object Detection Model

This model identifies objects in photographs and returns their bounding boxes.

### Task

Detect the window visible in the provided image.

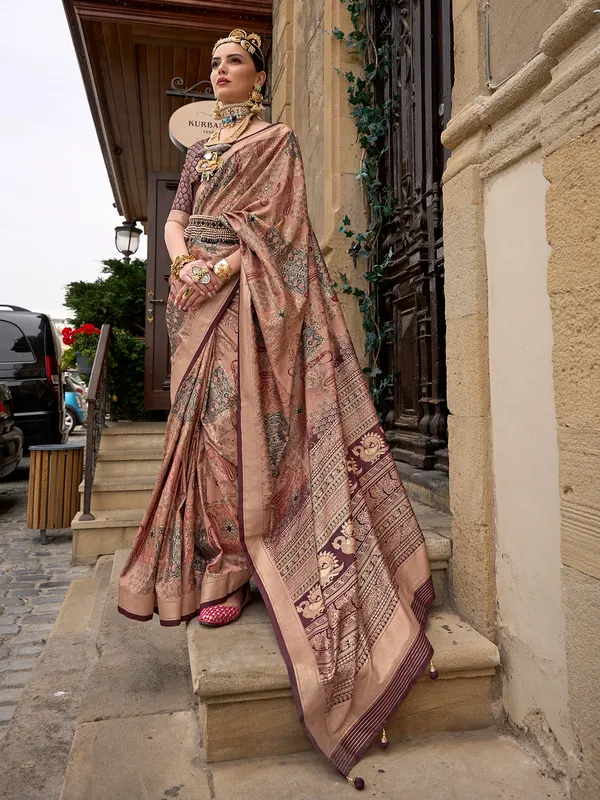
[0,320,35,363]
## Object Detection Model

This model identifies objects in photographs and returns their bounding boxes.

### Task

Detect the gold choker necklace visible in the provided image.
[217,103,254,128]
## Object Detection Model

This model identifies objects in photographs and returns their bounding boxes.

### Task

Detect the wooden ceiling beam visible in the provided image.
[69,0,271,31]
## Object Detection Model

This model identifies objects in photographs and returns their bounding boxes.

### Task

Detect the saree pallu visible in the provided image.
[117,124,435,777]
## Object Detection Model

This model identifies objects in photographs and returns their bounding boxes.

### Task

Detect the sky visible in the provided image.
[0,0,147,321]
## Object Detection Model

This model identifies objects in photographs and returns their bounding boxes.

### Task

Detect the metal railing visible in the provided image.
[79,324,111,521]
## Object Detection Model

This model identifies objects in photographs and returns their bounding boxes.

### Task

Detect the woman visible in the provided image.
[117,29,435,789]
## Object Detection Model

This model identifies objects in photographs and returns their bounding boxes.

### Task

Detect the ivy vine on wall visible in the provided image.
[328,0,399,410]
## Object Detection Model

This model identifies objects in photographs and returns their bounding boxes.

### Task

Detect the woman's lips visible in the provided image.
[217,79,230,85]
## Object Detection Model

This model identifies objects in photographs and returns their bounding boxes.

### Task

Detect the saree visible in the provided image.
[117,123,435,777]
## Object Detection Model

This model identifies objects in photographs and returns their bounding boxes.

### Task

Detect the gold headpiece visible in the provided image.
[212,29,264,65]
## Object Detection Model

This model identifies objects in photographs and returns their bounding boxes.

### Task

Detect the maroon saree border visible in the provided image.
[235,312,435,777]
[179,277,240,388]
[116,604,199,626]
[331,578,435,775]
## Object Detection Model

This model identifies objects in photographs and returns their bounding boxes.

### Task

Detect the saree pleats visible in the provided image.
[117,123,434,775]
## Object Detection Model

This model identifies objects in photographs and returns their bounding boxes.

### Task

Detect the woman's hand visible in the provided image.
[172,259,224,312]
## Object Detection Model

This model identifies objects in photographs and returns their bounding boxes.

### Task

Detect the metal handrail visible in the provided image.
[79,324,111,521]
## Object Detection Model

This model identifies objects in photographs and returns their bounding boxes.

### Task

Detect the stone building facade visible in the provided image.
[272,1,600,797]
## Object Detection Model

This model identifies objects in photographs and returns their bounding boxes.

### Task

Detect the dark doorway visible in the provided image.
[373,0,453,471]
[144,171,180,410]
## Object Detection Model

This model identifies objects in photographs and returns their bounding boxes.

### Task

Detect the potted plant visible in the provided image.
[61,324,101,377]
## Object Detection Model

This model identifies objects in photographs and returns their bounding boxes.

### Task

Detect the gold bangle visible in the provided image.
[170,253,195,279]
[213,258,232,282]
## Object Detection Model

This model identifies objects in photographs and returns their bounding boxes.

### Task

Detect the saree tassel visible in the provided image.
[380,728,389,750]
[429,660,439,680]
[346,776,365,791]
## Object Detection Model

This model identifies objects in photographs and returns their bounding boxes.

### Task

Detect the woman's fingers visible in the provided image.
[187,295,207,311]
[172,257,228,310]
[188,261,216,299]
[182,287,204,311]
[174,281,191,307]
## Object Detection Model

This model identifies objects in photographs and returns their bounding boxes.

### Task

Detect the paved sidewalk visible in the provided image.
[0,454,94,739]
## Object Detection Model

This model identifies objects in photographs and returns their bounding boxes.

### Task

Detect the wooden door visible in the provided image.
[144,171,180,410]
[373,0,453,471]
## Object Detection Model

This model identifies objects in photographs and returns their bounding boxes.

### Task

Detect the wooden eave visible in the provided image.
[62,0,272,223]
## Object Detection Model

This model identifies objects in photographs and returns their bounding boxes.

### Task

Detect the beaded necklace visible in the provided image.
[195,103,257,183]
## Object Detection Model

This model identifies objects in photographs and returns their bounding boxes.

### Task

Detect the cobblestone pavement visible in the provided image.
[0,444,94,740]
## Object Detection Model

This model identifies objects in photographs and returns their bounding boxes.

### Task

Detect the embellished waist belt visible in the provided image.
[185,214,239,245]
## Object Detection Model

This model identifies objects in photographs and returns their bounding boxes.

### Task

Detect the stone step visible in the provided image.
[78,476,154,513]
[99,421,167,453]
[71,509,146,565]
[396,461,450,514]
[0,556,114,800]
[59,549,197,800]
[187,598,500,764]
[94,449,163,480]
[203,733,566,800]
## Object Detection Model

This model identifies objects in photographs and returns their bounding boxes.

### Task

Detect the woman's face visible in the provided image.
[210,42,265,104]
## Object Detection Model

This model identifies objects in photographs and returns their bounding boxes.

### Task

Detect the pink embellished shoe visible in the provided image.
[198,584,252,627]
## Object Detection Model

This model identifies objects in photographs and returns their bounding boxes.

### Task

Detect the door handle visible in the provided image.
[146,290,166,323]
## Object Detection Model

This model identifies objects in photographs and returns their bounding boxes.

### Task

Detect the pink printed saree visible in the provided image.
[117,123,434,777]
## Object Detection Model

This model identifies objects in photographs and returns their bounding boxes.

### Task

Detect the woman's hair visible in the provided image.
[248,49,268,99]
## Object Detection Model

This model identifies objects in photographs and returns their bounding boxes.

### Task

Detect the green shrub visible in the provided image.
[108,329,149,421]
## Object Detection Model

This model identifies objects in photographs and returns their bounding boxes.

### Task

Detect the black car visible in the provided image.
[0,306,67,449]
[0,383,24,479]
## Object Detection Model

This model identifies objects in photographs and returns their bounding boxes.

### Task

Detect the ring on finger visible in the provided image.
[192,265,211,285]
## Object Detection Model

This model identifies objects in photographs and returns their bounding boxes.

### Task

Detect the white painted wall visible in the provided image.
[484,153,574,760]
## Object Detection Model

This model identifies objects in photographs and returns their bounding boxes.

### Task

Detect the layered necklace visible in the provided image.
[195,103,257,183]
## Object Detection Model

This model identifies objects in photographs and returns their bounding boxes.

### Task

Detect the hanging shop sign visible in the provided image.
[169,102,219,152]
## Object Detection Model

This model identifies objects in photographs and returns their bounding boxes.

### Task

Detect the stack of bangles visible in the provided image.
[170,254,233,300]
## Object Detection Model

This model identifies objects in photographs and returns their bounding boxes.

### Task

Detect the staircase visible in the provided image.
[70,420,502,765]
[70,422,166,564]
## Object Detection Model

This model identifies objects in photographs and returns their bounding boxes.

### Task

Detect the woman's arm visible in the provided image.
[164,144,219,311]
[166,216,243,312]
[164,217,214,311]
[165,218,190,263]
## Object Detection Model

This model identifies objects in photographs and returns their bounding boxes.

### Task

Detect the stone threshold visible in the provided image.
[396,460,450,515]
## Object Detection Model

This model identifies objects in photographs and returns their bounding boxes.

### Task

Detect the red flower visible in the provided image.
[72,323,101,338]
[62,327,74,346]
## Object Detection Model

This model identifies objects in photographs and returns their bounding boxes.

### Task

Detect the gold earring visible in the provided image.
[248,82,264,114]
[213,99,224,120]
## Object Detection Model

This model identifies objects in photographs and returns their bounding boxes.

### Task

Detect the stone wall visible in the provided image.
[271,0,367,357]
[484,152,573,771]
[443,0,600,793]
[544,53,600,798]
[486,0,566,86]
